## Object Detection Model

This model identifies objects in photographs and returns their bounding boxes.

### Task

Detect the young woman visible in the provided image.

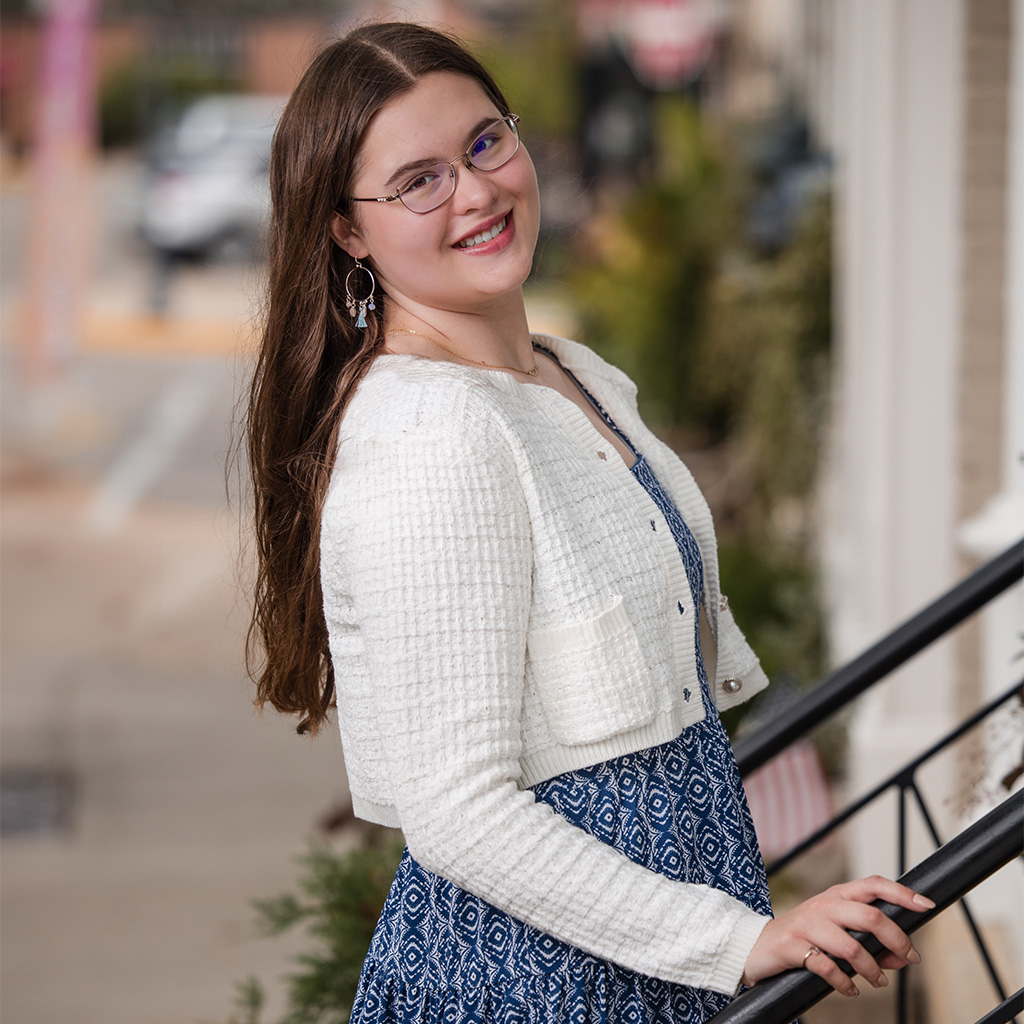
[247,21,932,1023]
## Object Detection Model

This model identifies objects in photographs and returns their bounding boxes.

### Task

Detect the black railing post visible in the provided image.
[897,780,910,1024]
[762,682,1023,877]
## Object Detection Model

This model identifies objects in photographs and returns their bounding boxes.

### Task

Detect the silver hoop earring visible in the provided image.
[345,259,376,329]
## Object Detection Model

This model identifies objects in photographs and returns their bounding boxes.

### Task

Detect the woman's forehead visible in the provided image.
[356,72,500,177]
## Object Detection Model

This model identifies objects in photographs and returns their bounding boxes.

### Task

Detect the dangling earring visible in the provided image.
[344,259,376,329]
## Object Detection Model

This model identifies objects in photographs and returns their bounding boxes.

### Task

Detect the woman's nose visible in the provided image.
[451,160,498,211]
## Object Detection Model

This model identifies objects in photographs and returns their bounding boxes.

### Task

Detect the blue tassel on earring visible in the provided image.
[356,304,368,329]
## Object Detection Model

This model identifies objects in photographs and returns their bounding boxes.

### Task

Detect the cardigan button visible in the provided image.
[719,595,730,612]
[723,678,742,694]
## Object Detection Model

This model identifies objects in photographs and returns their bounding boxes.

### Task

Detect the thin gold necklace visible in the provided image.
[386,327,539,377]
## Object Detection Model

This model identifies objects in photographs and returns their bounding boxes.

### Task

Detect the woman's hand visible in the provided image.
[741,876,935,997]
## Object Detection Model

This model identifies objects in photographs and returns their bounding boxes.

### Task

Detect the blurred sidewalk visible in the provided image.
[1,157,351,1024]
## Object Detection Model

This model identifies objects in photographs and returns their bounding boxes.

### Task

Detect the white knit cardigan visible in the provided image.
[320,334,771,995]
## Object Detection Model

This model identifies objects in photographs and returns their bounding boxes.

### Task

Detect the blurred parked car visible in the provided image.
[139,94,285,261]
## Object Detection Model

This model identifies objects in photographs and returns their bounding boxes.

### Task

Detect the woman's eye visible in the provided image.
[472,133,498,157]
[403,170,440,194]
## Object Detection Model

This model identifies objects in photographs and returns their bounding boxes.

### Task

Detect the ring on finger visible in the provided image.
[803,946,822,966]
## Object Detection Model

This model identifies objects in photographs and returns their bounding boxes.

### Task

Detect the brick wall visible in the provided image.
[959,0,1010,521]
[956,0,1011,716]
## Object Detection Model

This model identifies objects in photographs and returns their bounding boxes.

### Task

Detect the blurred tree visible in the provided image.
[709,208,832,723]
[474,4,579,139]
[700,193,832,531]
[570,96,734,435]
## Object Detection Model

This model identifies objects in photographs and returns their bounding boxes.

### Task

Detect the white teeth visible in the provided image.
[457,216,507,249]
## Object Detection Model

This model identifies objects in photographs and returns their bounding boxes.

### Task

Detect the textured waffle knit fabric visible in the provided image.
[348,447,772,1023]
[321,335,772,996]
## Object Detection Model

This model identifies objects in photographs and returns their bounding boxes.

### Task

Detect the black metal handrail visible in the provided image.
[734,539,1024,776]
[976,990,1024,1024]
[750,678,1023,1018]
[724,539,1024,1024]
[706,789,1024,1024]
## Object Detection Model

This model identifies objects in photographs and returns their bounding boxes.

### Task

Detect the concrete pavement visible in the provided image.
[1,448,353,1024]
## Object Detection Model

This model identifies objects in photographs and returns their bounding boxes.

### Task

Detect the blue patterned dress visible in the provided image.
[348,368,772,1024]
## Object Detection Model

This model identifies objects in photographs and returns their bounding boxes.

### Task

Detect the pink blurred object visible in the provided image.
[742,740,834,859]
[22,0,98,381]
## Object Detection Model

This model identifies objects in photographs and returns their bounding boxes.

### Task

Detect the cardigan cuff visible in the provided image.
[351,793,402,830]
[703,907,772,996]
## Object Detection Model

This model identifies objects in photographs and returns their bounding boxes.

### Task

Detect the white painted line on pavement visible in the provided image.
[83,362,219,535]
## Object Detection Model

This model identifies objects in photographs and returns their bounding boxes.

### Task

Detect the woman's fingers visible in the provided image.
[808,918,892,990]
[877,950,912,970]
[802,944,861,997]
[837,875,935,914]
[825,898,923,970]
[741,876,933,994]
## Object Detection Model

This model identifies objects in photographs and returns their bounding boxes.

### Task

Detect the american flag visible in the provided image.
[742,740,834,858]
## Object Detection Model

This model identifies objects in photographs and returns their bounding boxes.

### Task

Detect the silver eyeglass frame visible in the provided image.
[346,114,520,215]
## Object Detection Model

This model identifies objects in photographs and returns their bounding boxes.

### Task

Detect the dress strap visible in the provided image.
[533,342,640,458]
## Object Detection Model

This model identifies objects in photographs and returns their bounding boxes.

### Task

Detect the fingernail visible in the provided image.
[913,893,936,910]
[850,986,860,998]
[877,973,889,988]
[907,947,922,965]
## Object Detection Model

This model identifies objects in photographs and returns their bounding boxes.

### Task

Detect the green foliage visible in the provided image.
[234,832,404,1024]
[570,97,735,434]
[474,10,580,138]
[709,198,833,729]
[717,535,824,690]
[229,976,266,1024]
[699,196,832,529]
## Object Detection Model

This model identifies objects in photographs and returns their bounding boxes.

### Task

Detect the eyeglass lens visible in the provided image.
[399,118,519,213]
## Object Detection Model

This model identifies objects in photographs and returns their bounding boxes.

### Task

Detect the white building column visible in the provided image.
[825,0,965,878]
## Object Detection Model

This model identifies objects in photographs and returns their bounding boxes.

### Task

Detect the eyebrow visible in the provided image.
[381,116,502,190]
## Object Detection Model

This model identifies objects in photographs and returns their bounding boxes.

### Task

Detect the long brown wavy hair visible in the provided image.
[246,22,511,734]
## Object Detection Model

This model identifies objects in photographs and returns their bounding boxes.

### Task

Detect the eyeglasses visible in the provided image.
[348,114,520,215]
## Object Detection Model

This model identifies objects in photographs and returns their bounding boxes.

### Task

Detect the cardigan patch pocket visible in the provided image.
[526,595,656,746]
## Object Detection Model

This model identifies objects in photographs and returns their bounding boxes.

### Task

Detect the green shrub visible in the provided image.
[570,97,735,437]
[233,832,403,1024]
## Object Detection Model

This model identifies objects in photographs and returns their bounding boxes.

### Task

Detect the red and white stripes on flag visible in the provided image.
[742,740,834,858]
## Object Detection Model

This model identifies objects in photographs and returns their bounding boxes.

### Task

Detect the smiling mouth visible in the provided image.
[455,215,509,249]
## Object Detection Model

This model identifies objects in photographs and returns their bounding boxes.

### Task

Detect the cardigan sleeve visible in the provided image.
[324,415,769,995]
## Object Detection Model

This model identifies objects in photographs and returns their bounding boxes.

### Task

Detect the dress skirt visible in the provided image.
[349,432,771,1023]
[350,717,771,1023]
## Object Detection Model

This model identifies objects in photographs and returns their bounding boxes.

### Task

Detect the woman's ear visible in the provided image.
[329,212,370,260]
